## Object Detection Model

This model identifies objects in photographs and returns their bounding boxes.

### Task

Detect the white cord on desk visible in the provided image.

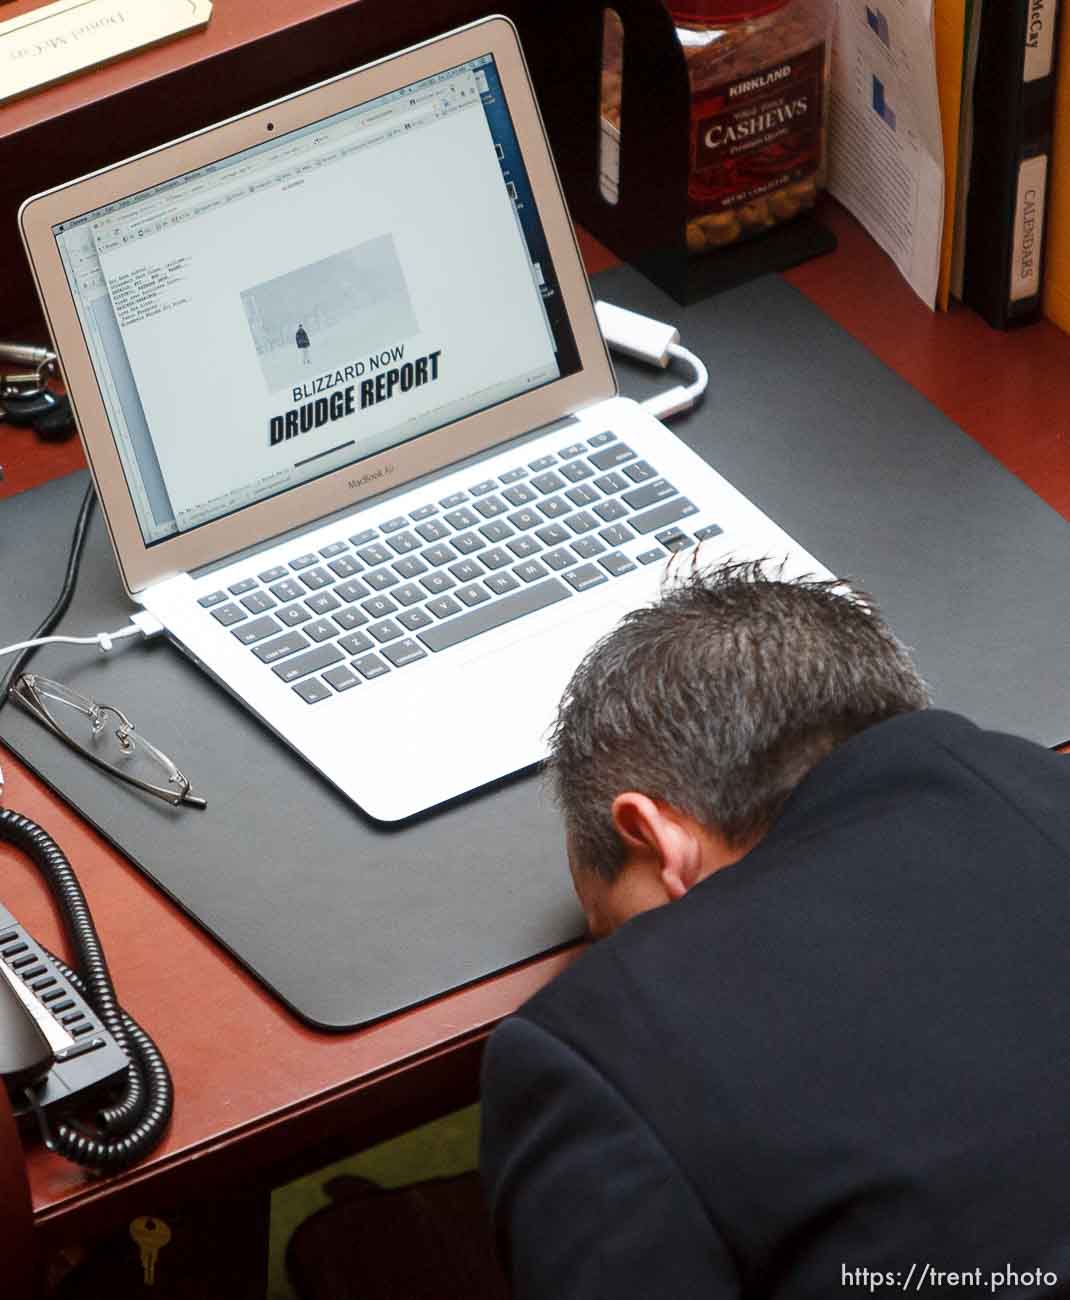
[595,300,710,421]
[0,611,163,660]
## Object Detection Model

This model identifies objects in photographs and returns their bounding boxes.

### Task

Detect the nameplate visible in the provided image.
[0,0,212,105]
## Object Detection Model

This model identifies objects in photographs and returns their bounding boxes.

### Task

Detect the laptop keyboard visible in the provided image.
[196,430,723,704]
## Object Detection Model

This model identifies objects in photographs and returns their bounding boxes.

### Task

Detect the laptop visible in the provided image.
[19,15,830,822]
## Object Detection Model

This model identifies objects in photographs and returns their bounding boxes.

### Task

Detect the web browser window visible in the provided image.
[54,55,581,546]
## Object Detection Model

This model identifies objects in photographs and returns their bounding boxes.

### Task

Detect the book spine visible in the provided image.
[963,0,1062,328]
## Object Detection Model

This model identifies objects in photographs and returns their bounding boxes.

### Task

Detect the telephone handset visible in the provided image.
[0,902,129,1120]
[0,762,172,1171]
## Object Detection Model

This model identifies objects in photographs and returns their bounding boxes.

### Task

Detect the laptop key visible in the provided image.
[594,470,629,494]
[499,466,529,484]
[273,644,343,682]
[278,604,312,627]
[528,454,557,471]
[502,483,537,507]
[329,555,362,578]
[508,507,542,532]
[427,595,462,619]
[418,578,571,653]
[319,540,349,558]
[559,442,588,459]
[422,543,456,568]
[658,531,694,553]
[450,559,485,582]
[480,546,512,570]
[624,460,656,483]
[560,460,594,483]
[537,495,570,519]
[452,531,486,555]
[631,498,699,535]
[228,577,257,596]
[469,479,498,496]
[531,470,566,494]
[242,591,276,614]
[566,484,599,508]
[388,531,420,554]
[600,523,635,546]
[601,551,638,577]
[589,443,636,471]
[594,498,628,523]
[293,678,332,704]
[486,571,521,595]
[270,577,305,602]
[393,555,428,579]
[362,596,398,619]
[255,631,310,664]
[356,542,392,566]
[353,653,390,679]
[439,491,468,509]
[416,519,449,542]
[289,553,318,570]
[198,590,227,608]
[508,535,541,559]
[393,582,425,606]
[336,578,372,602]
[565,511,598,535]
[369,619,403,642]
[380,516,408,533]
[257,566,287,583]
[543,547,578,571]
[588,430,616,447]
[324,665,362,691]
[535,522,570,546]
[444,506,479,530]
[638,548,665,565]
[695,523,725,541]
[232,616,281,646]
[474,495,507,519]
[398,607,434,631]
[514,560,548,583]
[479,520,513,543]
[563,564,608,593]
[349,529,378,547]
[572,537,605,560]
[212,603,246,627]
[382,639,428,667]
[364,568,399,591]
[456,583,490,607]
[305,591,340,614]
[333,606,368,631]
[300,566,334,590]
[339,631,374,655]
[305,618,339,643]
[623,479,676,511]
[421,571,455,595]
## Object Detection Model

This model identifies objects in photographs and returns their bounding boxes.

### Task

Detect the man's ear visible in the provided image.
[610,793,708,901]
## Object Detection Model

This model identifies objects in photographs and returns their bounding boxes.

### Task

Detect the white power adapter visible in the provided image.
[594,300,709,421]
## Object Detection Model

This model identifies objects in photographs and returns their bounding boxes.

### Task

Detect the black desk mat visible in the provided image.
[2,266,1068,1029]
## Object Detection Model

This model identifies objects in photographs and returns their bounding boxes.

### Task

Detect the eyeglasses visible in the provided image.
[11,674,207,809]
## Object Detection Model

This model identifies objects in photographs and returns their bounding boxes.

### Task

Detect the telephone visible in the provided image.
[0,902,129,1122]
[0,764,172,1171]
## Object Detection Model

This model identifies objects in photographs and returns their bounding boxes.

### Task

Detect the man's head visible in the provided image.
[549,561,929,937]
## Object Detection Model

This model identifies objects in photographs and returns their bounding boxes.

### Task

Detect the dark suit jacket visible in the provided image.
[481,710,1070,1298]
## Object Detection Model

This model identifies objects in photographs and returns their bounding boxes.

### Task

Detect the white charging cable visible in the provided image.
[0,610,163,660]
[594,300,710,422]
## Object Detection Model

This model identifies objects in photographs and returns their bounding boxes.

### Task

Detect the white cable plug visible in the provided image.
[0,613,163,660]
[594,299,709,420]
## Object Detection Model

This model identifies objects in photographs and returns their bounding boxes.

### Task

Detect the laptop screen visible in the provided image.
[52,54,582,548]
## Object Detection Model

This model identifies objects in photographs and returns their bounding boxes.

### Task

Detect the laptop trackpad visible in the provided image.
[366,596,634,811]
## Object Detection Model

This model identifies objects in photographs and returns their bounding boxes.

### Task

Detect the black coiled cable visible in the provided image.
[0,807,172,1172]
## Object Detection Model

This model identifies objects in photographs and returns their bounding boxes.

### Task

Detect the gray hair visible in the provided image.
[549,560,929,881]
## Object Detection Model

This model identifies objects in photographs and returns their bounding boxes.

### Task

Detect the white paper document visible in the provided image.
[827,0,944,307]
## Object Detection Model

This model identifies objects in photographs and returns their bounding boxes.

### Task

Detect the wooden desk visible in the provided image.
[3,203,1070,1280]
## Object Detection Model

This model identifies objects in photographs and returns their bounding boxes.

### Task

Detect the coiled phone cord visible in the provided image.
[0,805,173,1171]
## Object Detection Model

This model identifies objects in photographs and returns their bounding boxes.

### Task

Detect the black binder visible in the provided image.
[963,0,1063,328]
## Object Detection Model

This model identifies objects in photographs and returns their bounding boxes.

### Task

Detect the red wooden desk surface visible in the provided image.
[2,205,1069,1250]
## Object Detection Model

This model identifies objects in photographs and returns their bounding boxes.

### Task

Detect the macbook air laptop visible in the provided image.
[19,15,830,822]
